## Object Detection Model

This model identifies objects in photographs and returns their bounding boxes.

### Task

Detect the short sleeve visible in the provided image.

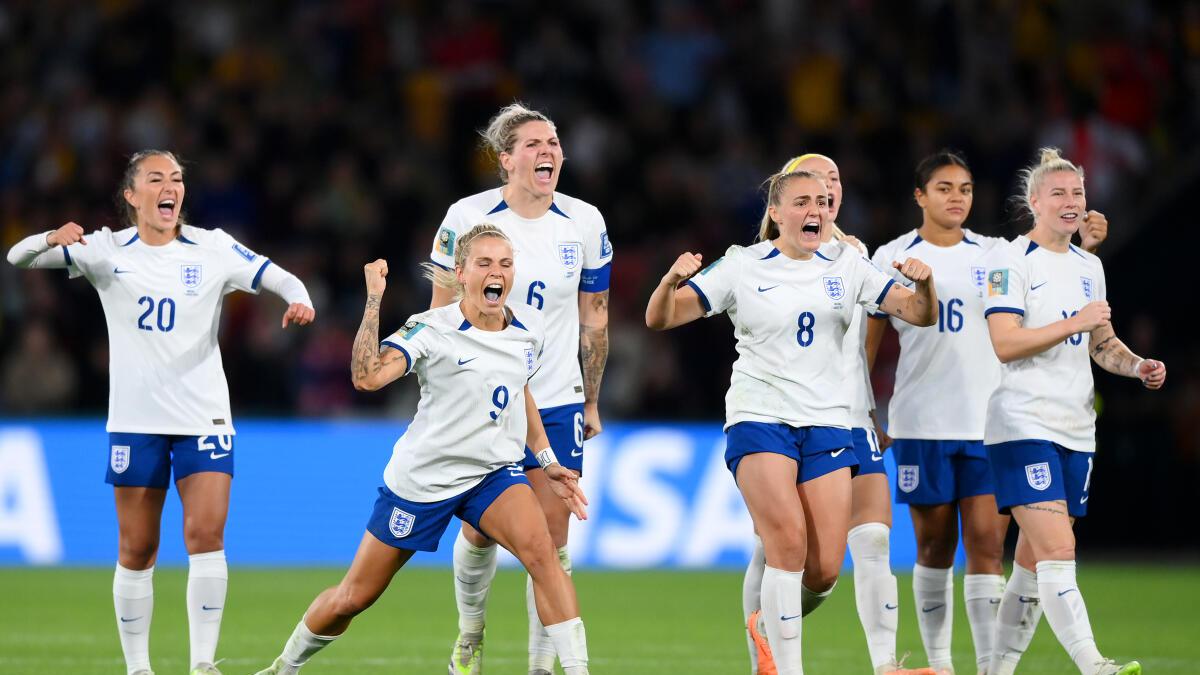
[1093,261,1107,302]
[430,202,475,270]
[381,317,438,376]
[62,228,120,280]
[983,248,1027,318]
[580,209,613,293]
[213,229,272,294]
[868,243,902,318]
[685,246,740,317]
[852,256,895,313]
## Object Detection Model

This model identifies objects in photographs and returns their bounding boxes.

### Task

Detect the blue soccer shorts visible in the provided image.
[106,432,234,488]
[725,422,859,484]
[850,427,887,476]
[892,439,993,505]
[522,402,585,474]
[987,439,1093,517]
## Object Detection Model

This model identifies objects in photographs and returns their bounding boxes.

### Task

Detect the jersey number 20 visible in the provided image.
[137,296,176,332]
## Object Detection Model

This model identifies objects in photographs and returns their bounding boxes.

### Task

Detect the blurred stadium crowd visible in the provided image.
[1,1,1197,548]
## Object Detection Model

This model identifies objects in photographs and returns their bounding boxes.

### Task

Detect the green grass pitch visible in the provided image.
[3,565,1197,673]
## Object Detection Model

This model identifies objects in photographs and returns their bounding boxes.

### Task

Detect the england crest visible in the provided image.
[524,346,536,374]
[181,264,202,288]
[971,266,986,289]
[558,242,581,271]
[1080,276,1094,300]
[898,465,919,493]
[389,507,415,538]
[111,445,131,474]
[1025,462,1052,491]
[822,275,845,300]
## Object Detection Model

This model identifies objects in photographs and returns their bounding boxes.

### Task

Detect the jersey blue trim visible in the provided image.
[177,234,198,245]
[905,233,923,250]
[870,311,889,319]
[1025,240,1039,255]
[122,233,140,247]
[510,315,528,331]
[62,246,73,266]
[963,234,979,246]
[685,279,711,313]
[814,250,833,261]
[760,248,781,260]
[428,260,451,271]
[1069,244,1086,258]
[381,340,414,375]
[487,200,509,215]
[874,278,896,307]
[580,262,611,292]
[251,259,273,290]
[549,202,571,219]
[984,306,1025,317]
[458,319,472,331]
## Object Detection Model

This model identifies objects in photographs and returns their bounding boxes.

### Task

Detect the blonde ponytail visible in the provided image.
[420,224,512,299]
[758,154,840,242]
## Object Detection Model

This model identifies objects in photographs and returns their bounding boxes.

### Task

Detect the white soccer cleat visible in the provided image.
[448,632,484,675]
[1095,660,1141,675]
[252,656,288,675]
[530,671,553,675]
[190,663,222,675]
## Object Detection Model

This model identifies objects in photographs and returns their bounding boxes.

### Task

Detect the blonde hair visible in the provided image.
[1019,147,1085,220]
[758,155,846,242]
[420,224,512,299]
[481,102,556,182]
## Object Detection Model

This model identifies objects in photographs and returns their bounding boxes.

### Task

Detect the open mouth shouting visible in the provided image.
[534,161,554,185]
[157,198,177,220]
[482,282,504,306]
[800,218,822,241]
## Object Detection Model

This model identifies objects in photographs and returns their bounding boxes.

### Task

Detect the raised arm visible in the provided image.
[1079,210,1108,253]
[579,289,609,439]
[1089,322,1166,389]
[7,223,86,268]
[351,259,409,391]
[525,384,588,519]
[645,252,708,330]
[985,300,1109,364]
[877,258,937,327]
[257,263,316,328]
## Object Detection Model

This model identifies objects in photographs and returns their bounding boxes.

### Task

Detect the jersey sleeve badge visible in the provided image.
[435,228,456,256]
[400,321,427,340]
[231,243,258,262]
[600,231,612,258]
[988,269,1009,296]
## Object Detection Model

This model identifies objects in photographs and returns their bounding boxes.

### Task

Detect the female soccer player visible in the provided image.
[427,103,612,675]
[254,225,591,675]
[6,150,315,675]
[868,151,1108,675]
[740,154,934,675]
[982,149,1161,675]
[647,169,937,674]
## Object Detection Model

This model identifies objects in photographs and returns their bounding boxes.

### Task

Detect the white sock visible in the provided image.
[913,564,954,670]
[848,523,898,669]
[1036,560,1105,673]
[989,564,1043,675]
[761,566,805,675]
[743,535,765,674]
[187,550,228,668]
[528,546,571,672]
[964,573,1005,671]
[453,530,498,635]
[113,564,154,675]
[277,616,337,673]
[545,617,589,673]
[801,579,836,617]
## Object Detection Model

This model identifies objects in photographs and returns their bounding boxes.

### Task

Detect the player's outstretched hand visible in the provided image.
[583,402,602,440]
[47,222,86,247]
[1136,358,1166,390]
[893,257,932,284]
[1075,300,1111,332]
[1080,210,1108,252]
[363,259,388,295]
[282,303,315,328]
[663,252,703,286]
[545,464,589,520]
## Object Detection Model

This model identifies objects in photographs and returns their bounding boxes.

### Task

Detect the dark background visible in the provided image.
[1,0,1196,553]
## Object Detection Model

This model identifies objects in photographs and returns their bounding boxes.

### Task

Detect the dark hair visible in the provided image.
[914,150,972,193]
[115,150,185,228]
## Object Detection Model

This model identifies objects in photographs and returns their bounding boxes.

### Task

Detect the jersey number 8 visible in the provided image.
[796,312,816,347]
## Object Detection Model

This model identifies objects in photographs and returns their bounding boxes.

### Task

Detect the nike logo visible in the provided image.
[830,448,846,458]
[1080,494,1089,504]
[119,616,141,623]
[1031,281,1048,291]
[921,604,945,613]
[989,598,1001,605]
[202,605,222,611]
[209,452,230,460]
[780,614,801,621]
[757,285,779,292]
[870,453,884,462]
[1018,596,1039,604]
[884,603,897,610]
[457,357,478,366]
[113,267,133,274]
[570,448,583,457]
[1057,588,1077,597]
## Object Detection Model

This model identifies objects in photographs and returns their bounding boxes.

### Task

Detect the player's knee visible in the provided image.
[514,532,558,579]
[118,534,159,568]
[963,531,1005,567]
[333,583,382,617]
[804,567,840,592]
[916,536,957,567]
[761,527,807,568]
[182,523,224,554]
[1037,541,1075,562]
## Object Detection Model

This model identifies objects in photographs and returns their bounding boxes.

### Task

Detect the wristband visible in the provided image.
[535,447,559,469]
[1131,358,1145,379]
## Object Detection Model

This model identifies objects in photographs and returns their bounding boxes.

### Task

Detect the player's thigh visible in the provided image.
[460,520,494,548]
[526,466,576,548]
[959,493,1009,561]
[338,531,415,608]
[477,482,556,567]
[910,502,960,567]
[176,472,231,533]
[850,472,892,528]
[735,452,806,569]
[114,486,168,565]
[798,467,853,583]
[1009,501,1075,561]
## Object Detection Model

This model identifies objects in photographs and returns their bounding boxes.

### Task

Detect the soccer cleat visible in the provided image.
[529,671,553,675]
[746,609,777,675]
[448,631,484,675]
[875,653,938,675]
[251,656,287,675]
[190,663,222,675]
[130,671,154,675]
[1095,660,1141,675]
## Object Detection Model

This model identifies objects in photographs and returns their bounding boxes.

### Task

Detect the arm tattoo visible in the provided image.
[351,294,384,384]
[580,291,609,404]
[1090,330,1139,376]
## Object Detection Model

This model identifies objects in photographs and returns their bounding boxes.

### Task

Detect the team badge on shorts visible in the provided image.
[1080,276,1094,300]
[389,507,415,538]
[111,445,131,474]
[181,264,202,288]
[558,242,581,271]
[1025,462,1052,490]
[898,465,919,493]
[822,276,845,300]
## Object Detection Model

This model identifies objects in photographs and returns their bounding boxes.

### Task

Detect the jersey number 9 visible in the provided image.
[489,385,510,421]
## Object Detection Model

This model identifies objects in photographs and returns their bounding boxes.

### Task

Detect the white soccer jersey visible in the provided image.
[49,225,275,435]
[688,240,895,431]
[380,303,544,502]
[430,188,612,410]
[871,229,1005,440]
[819,238,875,428]
[982,235,1106,452]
